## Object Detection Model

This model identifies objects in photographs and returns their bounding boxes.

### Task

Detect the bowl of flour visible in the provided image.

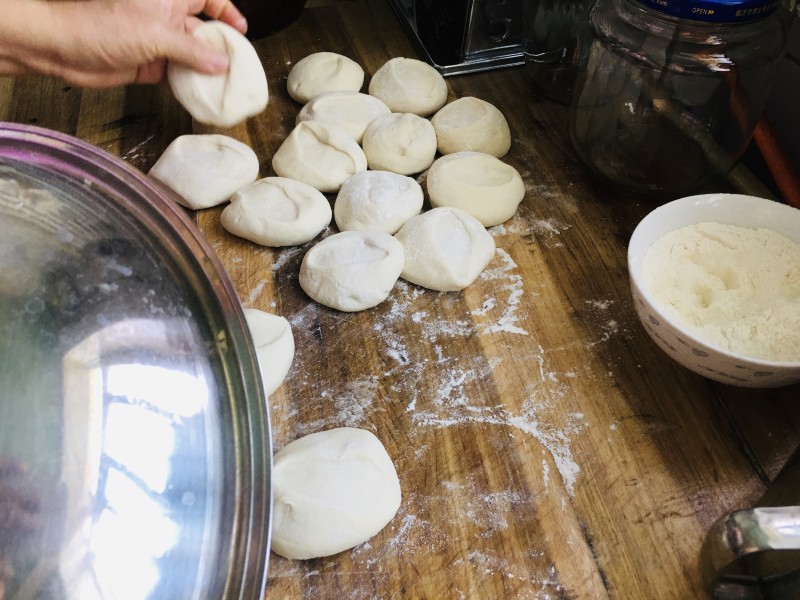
[628,193,800,388]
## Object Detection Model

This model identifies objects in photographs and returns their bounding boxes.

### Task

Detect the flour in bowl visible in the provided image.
[642,221,800,362]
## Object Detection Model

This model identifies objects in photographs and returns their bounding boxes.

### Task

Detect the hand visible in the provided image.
[0,0,249,87]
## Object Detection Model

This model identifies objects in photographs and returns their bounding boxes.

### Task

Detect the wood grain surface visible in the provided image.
[2,1,798,598]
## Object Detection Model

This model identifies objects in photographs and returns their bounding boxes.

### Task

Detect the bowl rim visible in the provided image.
[628,192,800,369]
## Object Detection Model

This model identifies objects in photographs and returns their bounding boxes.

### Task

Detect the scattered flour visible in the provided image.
[261,228,596,594]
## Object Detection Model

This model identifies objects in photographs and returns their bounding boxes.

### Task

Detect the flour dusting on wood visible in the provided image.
[265,233,590,594]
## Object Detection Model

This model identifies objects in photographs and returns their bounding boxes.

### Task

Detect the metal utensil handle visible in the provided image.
[701,447,800,599]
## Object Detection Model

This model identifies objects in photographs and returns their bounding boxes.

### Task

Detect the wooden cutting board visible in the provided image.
[2,0,797,597]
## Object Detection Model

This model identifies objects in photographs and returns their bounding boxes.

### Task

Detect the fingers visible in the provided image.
[160,30,230,76]
[190,0,248,34]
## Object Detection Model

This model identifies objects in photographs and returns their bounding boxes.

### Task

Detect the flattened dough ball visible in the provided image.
[221,177,331,247]
[368,57,447,116]
[272,121,368,193]
[271,427,402,560]
[167,21,269,128]
[243,308,294,396]
[148,134,259,209]
[427,151,525,227]
[431,96,511,157]
[287,52,365,104]
[361,113,437,175]
[296,92,391,144]
[299,231,405,312]
[394,207,496,291]
[334,170,423,234]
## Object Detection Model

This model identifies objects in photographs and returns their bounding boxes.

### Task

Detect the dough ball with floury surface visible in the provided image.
[243,308,295,397]
[296,91,391,144]
[394,207,496,292]
[167,21,268,128]
[334,170,423,234]
[272,121,368,193]
[287,52,365,104]
[271,427,402,560]
[148,134,259,210]
[368,57,447,116]
[299,230,405,312]
[221,177,332,247]
[426,151,525,227]
[431,96,511,158]
[361,113,437,176]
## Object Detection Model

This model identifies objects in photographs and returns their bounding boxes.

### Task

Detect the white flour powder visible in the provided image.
[642,221,800,362]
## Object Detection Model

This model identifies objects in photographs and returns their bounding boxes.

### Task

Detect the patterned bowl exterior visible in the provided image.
[628,193,800,388]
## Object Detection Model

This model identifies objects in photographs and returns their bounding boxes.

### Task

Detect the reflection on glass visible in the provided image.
[55,317,218,599]
[105,363,208,420]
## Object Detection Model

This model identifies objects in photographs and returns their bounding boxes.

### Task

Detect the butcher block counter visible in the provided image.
[2,0,799,598]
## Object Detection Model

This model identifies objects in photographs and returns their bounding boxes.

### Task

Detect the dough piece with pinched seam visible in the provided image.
[431,96,511,158]
[221,177,331,247]
[299,230,405,311]
[394,206,496,291]
[296,92,391,144]
[368,57,447,117]
[148,134,259,209]
[271,427,402,560]
[426,151,525,227]
[287,52,365,104]
[272,121,368,193]
[361,113,437,176]
[243,308,294,396]
[167,21,268,128]
[334,170,423,234]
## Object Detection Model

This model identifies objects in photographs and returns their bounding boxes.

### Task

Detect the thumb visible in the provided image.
[162,31,230,75]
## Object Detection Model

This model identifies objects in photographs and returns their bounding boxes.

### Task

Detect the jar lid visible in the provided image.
[637,0,780,22]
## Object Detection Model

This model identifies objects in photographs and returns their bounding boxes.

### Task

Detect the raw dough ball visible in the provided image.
[368,57,447,117]
[296,91,391,144]
[287,52,365,104]
[431,96,511,158]
[243,308,294,396]
[271,427,402,560]
[394,207,496,291]
[272,121,368,193]
[167,21,269,128]
[334,170,423,234]
[148,134,259,209]
[361,113,437,175]
[221,177,331,247]
[426,151,525,227]
[299,231,404,312]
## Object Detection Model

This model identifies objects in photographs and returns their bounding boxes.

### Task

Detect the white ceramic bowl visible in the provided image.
[628,193,800,388]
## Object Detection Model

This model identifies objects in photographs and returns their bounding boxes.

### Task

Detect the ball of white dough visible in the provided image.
[426,152,525,227]
[148,134,259,209]
[296,92,391,144]
[394,207,496,292]
[221,177,331,247]
[287,52,365,104]
[272,121,368,193]
[334,171,423,234]
[167,21,269,128]
[431,96,511,157]
[243,308,294,397]
[361,113,437,176]
[299,231,404,312]
[368,57,447,116]
[271,427,401,560]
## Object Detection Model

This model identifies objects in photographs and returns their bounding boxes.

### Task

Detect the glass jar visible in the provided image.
[569,0,790,195]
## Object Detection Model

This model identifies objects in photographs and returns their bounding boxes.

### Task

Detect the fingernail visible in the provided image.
[238,16,248,33]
